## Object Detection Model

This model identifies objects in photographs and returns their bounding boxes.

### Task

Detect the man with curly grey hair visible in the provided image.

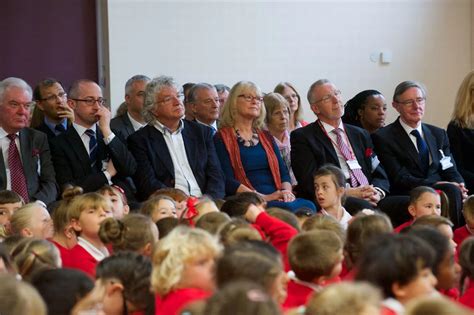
[128,75,225,201]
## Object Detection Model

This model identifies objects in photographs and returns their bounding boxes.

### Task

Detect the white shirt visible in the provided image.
[153,120,202,197]
[399,118,431,163]
[0,127,21,190]
[127,112,146,131]
[320,120,352,180]
[321,207,352,230]
[196,119,217,133]
[77,237,109,262]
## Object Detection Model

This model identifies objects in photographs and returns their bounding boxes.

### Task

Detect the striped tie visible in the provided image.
[85,129,97,169]
[332,128,369,187]
[7,134,29,202]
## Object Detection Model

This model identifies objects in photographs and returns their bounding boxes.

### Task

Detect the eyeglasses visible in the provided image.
[312,90,342,104]
[157,93,184,105]
[71,98,106,106]
[40,92,67,102]
[238,94,264,103]
[7,101,35,110]
[396,97,425,106]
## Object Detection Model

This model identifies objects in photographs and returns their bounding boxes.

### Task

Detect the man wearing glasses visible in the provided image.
[187,83,220,134]
[33,78,74,139]
[372,80,467,227]
[0,77,57,205]
[291,79,409,225]
[50,79,137,195]
[128,75,225,201]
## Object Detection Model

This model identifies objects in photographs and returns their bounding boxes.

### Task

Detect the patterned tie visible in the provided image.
[55,123,66,133]
[410,129,429,173]
[7,134,29,202]
[85,129,97,168]
[332,128,369,187]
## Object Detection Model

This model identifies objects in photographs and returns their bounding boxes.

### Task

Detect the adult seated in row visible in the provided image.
[447,70,474,193]
[128,76,225,201]
[273,82,308,131]
[32,78,74,139]
[215,84,230,110]
[110,75,150,143]
[0,77,57,205]
[291,79,408,224]
[214,81,315,213]
[342,89,387,134]
[187,83,220,133]
[372,80,467,227]
[50,80,137,198]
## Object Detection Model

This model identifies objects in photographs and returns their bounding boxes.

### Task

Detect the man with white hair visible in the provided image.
[0,77,57,205]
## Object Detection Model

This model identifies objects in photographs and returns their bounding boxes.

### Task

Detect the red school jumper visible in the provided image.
[62,237,109,278]
[154,288,211,315]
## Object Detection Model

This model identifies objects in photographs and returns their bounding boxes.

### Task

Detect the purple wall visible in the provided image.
[0,0,98,91]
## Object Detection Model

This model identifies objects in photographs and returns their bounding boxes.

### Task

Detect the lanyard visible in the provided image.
[317,120,356,160]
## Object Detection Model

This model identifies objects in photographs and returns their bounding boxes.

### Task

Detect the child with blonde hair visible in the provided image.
[152,225,222,315]
[9,203,53,239]
[62,192,113,278]
[99,213,158,257]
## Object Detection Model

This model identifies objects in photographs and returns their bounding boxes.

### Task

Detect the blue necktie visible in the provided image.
[85,129,97,168]
[410,129,429,173]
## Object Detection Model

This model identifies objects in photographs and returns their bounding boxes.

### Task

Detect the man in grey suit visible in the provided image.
[0,77,57,205]
[110,75,150,142]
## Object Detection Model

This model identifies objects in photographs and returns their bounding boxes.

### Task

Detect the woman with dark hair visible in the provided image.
[342,90,386,134]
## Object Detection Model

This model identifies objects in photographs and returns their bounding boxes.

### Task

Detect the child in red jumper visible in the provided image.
[458,237,474,309]
[283,230,344,309]
[152,226,222,315]
[63,193,112,278]
[394,186,441,233]
[454,195,474,247]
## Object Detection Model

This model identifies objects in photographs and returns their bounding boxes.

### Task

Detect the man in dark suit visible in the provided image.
[372,80,467,227]
[50,79,136,195]
[0,77,57,205]
[187,83,220,133]
[128,75,225,201]
[33,78,74,139]
[110,75,150,142]
[291,79,408,223]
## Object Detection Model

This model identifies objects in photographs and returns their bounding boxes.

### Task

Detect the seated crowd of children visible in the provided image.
[0,165,474,315]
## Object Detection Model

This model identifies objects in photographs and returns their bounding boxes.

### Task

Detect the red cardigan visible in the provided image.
[394,219,414,233]
[49,239,71,267]
[155,288,211,315]
[454,225,472,247]
[63,244,98,279]
[252,211,298,272]
[283,279,316,309]
[460,279,474,309]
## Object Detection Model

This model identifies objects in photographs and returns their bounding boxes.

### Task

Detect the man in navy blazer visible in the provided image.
[110,75,150,142]
[50,80,136,196]
[0,77,57,205]
[372,80,467,227]
[127,75,225,201]
[291,79,409,224]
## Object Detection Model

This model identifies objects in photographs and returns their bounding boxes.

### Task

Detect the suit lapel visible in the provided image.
[182,122,197,172]
[67,128,93,174]
[148,126,174,175]
[123,115,135,137]
[422,124,439,168]
[19,129,33,177]
[394,119,425,172]
[345,126,366,166]
[312,122,340,166]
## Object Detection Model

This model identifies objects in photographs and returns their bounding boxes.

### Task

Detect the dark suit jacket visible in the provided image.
[291,122,390,201]
[110,113,135,143]
[447,121,474,192]
[50,126,137,193]
[0,128,58,204]
[35,121,71,140]
[127,120,225,201]
[372,118,464,195]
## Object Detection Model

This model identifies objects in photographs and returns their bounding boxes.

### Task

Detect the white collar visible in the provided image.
[73,122,96,136]
[399,118,423,137]
[287,270,323,292]
[0,127,20,138]
[382,298,405,315]
[153,119,184,135]
[320,120,345,134]
[127,112,146,131]
[196,119,217,130]
[78,237,109,262]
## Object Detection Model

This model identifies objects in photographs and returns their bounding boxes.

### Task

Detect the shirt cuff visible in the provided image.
[103,132,116,145]
[103,171,113,185]
[374,187,386,199]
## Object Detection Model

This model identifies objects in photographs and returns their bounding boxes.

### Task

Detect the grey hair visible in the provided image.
[187,83,216,103]
[0,77,32,103]
[142,75,179,123]
[307,79,331,104]
[393,80,427,102]
[214,84,230,94]
[125,74,151,95]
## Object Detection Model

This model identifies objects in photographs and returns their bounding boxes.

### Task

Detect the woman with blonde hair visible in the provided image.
[273,82,308,130]
[215,81,315,213]
[448,70,474,192]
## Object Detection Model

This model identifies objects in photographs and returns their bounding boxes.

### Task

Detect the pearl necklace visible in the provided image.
[235,128,259,147]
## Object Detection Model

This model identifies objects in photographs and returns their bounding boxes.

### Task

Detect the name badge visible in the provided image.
[439,150,454,170]
[371,155,380,172]
[347,159,362,170]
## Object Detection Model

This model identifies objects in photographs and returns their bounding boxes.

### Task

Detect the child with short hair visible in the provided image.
[458,237,474,309]
[195,211,231,235]
[355,233,438,315]
[220,191,266,218]
[0,190,23,236]
[313,165,351,229]
[454,195,474,246]
[394,186,441,232]
[9,203,53,239]
[141,194,177,223]
[301,214,345,243]
[218,218,263,246]
[62,192,113,278]
[151,187,189,217]
[0,274,47,315]
[99,213,159,257]
[284,230,344,309]
[97,185,130,219]
[152,225,222,315]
